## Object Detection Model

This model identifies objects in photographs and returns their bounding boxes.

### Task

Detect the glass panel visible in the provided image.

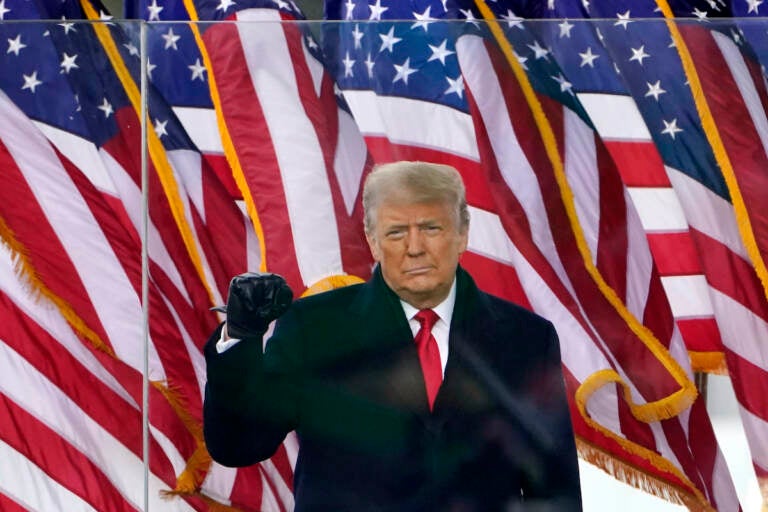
[0,9,764,512]
[0,16,151,511]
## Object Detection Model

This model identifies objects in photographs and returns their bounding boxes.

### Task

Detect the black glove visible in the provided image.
[218,272,293,339]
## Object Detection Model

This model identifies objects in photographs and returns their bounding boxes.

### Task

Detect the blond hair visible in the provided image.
[362,161,470,234]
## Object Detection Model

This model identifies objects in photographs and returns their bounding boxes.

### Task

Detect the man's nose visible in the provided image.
[405,227,425,255]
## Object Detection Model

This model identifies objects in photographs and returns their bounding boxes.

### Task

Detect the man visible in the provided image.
[203,161,582,511]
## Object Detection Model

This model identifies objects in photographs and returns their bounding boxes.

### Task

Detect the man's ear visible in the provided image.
[366,232,381,262]
[458,226,469,254]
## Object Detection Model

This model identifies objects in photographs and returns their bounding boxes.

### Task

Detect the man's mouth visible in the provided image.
[404,266,432,275]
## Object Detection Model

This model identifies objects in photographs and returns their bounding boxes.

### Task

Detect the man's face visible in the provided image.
[366,198,468,309]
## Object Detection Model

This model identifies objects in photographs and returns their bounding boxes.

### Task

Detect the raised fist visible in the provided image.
[221,272,293,339]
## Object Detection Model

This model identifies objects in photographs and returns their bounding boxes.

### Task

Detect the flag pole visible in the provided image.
[139,19,151,512]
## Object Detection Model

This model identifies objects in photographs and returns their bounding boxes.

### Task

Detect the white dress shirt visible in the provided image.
[399,279,456,376]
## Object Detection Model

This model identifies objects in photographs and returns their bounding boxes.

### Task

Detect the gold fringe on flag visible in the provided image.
[654,0,768,304]
[151,381,213,495]
[0,215,116,358]
[575,371,711,508]
[576,438,715,512]
[473,0,698,424]
[80,0,220,308]
[181,0,269,274]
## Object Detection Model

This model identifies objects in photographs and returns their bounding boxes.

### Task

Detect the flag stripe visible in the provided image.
[0,438,101,512]
[0,492,27,512]
[236,8,344,288]
[204,21,303,289]
[0,395,138,512]
[0,340,197,512]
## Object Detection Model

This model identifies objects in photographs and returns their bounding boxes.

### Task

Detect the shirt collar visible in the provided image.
[400,278,457,326]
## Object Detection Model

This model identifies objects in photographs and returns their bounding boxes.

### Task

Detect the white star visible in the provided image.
[59,18,77,34]
[460,9,481,28]
[369,0,388,20]
[99,10,113,23]
[273,0,289,9]
[162,28,181,50]
[579,47,599,67]
[615,10,632,29]
[428,39,455,65]
[692,7,708,19]
[217,0,236,12]
[379,26,402,53]
[0,0,10,20]
[551,73,573,94]
[661,118,683,139]
[747,0,763,13]
[342,51,355,77]
[123,42,139,57]
[412,6,435,31]
[365,53,375,78]
[582,0,590,10]
[7,35,26,56]
[392,57,417,85]
[558,20,574,38]
[154,119,168,137]
[306,36,319,50]
[351,24,364,49]
[527,40,549,60]
[21,71,42,93]
[500,9,524,29]
[60,53,78,74]
[344,0,355,19]
[645,80,666,101]
[444,75,464,98]
[629,45,650,65]
[514,51,528,70]
[147,0,163,21]
[147,60,157,80]
[188,58,206,81]
[97,98,114,118]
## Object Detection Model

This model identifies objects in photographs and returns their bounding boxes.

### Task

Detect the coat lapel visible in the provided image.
[347,266,432,415]
[344,265,500,420]
[432,268,499,422]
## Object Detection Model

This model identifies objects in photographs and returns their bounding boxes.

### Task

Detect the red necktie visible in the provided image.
[414,309,442,411]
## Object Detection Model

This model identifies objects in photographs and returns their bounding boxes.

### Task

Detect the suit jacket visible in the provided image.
[204,266,581,512]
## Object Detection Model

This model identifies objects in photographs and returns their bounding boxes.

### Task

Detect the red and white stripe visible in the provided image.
[457,34,739,509]
[0,88,233,508]
[576,92,724,364]
[200,7,373,293]
[678,26,768,495]
[0,240,201,511]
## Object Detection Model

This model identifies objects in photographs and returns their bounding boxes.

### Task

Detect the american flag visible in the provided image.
[0,0,264,509]
[519,0,768,505]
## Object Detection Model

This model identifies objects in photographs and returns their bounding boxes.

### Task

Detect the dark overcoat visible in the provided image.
[203,266,581,511]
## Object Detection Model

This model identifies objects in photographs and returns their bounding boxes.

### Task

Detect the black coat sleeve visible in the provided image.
[203,310,303,467]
